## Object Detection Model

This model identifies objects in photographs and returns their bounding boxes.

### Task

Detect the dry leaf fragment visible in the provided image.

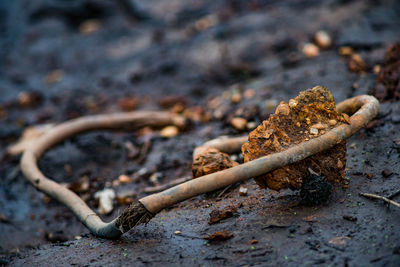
[208,204,238,224]
[203,230,233,241]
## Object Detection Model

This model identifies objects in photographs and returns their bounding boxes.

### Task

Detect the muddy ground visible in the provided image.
[1,0,400,266]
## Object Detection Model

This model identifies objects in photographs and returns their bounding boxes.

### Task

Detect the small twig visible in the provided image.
[388,189,400,200]
[137,139,152,164]
[359,193,400,208]
[143,176,192,193]
[217,184,235,198]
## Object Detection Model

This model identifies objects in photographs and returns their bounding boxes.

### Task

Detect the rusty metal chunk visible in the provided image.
[192,147,239,178]
[241,86,348,191]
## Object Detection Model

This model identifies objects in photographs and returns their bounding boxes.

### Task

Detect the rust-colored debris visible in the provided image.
[203,230,233,241]
[208,204,238,224]
[118,97,138,111]
[372,43,400,102]
[241,86,348,191]
[192,147,239,178]
[348,53,368,73]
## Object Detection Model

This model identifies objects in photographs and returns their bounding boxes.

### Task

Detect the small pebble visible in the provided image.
[314,30,332,48]
[343,215,357,222]
[45,69,64,85]
[94,188,116,215]
[79,19,101,35]
[382,169,393,178]
[231,93,242,103]
[310,128,319,135]
[160,126,179,138]
[118,174,131,183]
[75,235,82,240]
[246,121,257,130]
[265,99,279,110]
[311,123,327,130]
[174,230,182,235]
[373,65,381,74]
[328,119,337,126]
[150,172,162,185]
[337,159,344,169]
[275,103,290,116]
[231,117,247,131]
[230,154,238,161]
[339,46,354,56]
[239,186,248,196]
[244,89,256,99]
[288,99,297,108]
[302,43,320,57]
[348,53,367,73]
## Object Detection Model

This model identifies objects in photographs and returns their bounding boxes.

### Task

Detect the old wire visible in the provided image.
[20,95,379,238]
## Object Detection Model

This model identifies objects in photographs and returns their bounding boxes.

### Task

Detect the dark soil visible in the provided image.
[1,0,400,266]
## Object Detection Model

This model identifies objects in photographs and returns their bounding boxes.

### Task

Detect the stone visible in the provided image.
[241,86,348,191]
[192,147,239,178]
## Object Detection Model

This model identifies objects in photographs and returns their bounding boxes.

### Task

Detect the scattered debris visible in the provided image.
[314,30,332,48]
[160,126,179,138]
[68,176,90,194]
[79,19,101,35]
[382,169,393,178]
[94,188,116,214]
[149,172,163,185]
[339,46,354,56]
[246,121,257,130]
[124,141,140,159]
[328,236,351,247]
[118,97,138,111]
[372,43,400,102]
[231,117,247,131]
[302,43,320,58]
[248,239,258,244]
[208,205,238,224]
[158,96,188,110]
[203,230,233,241]
[44,69,64,85]
[174,230,182,235]
[17,91,42,108]
[0,213,8,223]
[45,231,68,243]
[348,53,368,73]
[360,192,400,208]
[261,218,291,229]
[192,147,239,178]
[238,186,248,196]
[118,175,131,184]
[116,189,137,205]
[343,215,357,222]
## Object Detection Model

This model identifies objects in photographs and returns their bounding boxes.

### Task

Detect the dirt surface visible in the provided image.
[1,0,400,266]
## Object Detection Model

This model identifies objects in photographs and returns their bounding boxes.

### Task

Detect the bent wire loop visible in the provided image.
[20,95,379,238]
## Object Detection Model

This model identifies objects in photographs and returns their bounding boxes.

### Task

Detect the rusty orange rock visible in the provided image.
[192,147,239,178]
[241,86,348,190]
